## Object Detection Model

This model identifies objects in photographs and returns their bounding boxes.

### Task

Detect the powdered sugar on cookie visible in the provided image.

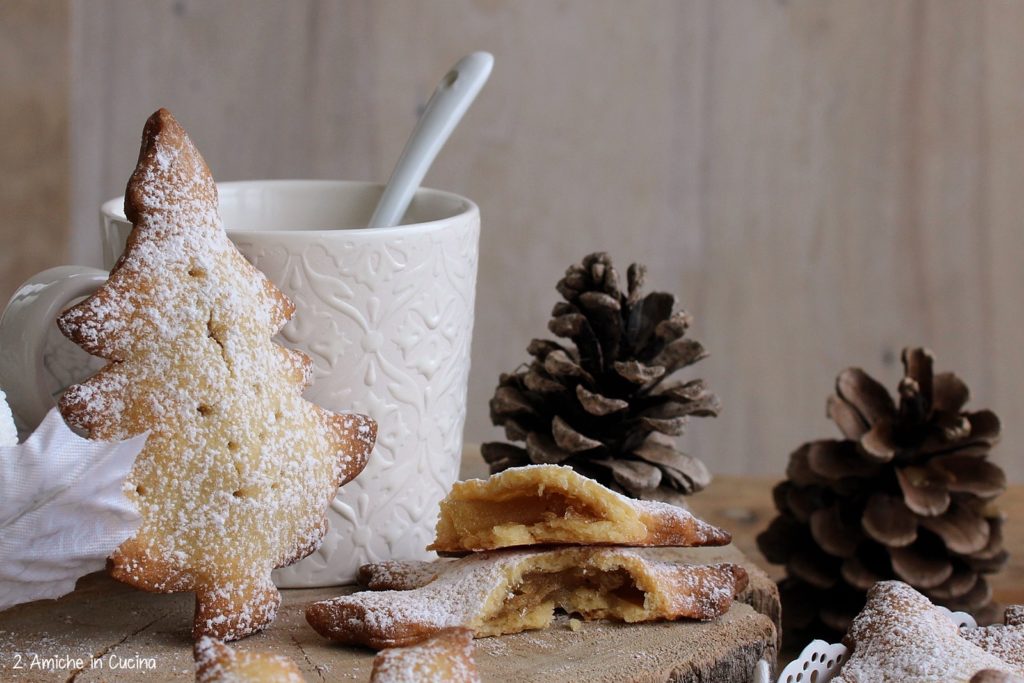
[833,581,1017,683]
[961,606,1024,675]
[358,559,444,591]
[58,109,376,641]
[194,635,305,682]
[370,629,479,683]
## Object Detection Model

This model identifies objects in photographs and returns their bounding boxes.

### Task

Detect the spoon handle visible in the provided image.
[367,51,494,229]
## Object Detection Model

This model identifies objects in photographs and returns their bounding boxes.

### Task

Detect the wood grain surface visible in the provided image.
[5,1,1024,482]
[0,566,776,683]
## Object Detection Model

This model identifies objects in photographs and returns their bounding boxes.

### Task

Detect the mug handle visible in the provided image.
[0,265,107,429]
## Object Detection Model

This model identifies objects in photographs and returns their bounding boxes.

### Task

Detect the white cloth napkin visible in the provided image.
[0,404,146,611]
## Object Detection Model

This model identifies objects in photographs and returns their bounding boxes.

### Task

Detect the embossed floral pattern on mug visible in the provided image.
[239,217,479,587]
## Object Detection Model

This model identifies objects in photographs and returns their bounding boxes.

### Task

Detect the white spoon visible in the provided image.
[367,51,494,229]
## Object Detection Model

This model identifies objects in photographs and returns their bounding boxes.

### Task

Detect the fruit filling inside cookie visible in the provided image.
[430,465,730,553]
[444,492,633,549]
[475,567,652,636]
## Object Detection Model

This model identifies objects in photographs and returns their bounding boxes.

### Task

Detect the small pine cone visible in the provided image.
[757,347,1009,644]
[481,252,720,505]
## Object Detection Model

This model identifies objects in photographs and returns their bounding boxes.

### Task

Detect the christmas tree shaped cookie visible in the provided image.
[58,109,376,640]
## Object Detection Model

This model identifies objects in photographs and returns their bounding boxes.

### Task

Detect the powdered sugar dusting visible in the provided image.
[56,110,376,640]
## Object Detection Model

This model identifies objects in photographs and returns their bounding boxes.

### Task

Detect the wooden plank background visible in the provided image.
[0,0,68,309]
[3,0,1024,482]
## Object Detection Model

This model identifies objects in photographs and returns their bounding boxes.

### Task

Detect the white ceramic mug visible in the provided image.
[0,180,480,586]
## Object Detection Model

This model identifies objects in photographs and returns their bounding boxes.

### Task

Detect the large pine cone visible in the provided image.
[757,347,1008,643]
[481,252,720,504]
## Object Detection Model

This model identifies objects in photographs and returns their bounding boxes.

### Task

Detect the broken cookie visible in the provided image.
[370,628,479,683]
[429,464,730,554]
[307,547,747,648]
[194,636,304,682]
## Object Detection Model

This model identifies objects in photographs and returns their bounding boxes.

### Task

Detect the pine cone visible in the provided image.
[757,347,1008,643]
[481,252,720,505]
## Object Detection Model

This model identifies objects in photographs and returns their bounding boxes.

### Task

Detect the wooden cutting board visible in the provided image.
[0,545,778,682]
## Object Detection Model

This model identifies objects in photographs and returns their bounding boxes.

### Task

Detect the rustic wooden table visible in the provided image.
[0,450,1019,682]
